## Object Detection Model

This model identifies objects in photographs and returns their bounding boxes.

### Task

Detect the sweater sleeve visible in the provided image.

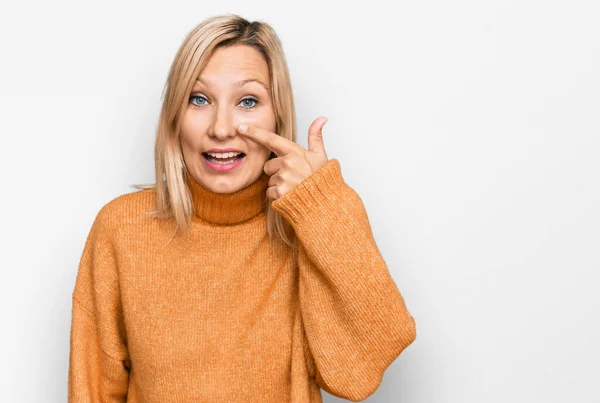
[68,204,131,402]
[271,158,417,402]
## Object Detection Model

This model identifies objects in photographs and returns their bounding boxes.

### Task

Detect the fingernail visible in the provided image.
[238,123,247,133]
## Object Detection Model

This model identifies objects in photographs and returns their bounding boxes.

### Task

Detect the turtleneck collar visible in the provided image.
[185,172,270,225]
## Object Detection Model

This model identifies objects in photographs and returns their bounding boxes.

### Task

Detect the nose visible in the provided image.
[208,105,237,141]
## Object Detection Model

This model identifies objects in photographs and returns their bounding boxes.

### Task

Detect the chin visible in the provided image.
[203,173,254,194]
[205,180,242,194]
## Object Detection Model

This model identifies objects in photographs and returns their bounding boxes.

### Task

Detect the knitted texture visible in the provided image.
[68,158,416,402]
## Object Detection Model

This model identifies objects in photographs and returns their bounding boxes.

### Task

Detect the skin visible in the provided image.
[180,44,329,198]
[180,44,276,194]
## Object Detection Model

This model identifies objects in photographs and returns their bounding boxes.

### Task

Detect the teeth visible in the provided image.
[205,151,244,165]
[207,151,241,158]
[209,159,237,165]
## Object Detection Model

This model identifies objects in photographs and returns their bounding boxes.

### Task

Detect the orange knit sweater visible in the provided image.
[68,158,416,402]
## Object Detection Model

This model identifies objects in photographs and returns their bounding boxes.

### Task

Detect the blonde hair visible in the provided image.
[134,13,297,247]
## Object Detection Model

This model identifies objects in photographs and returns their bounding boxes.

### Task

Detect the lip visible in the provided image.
[202,153,246,173]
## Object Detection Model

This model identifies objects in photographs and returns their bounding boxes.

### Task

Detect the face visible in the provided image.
[179,44,276,194]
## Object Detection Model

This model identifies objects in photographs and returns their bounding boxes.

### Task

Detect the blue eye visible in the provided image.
[188,95,260,110]
[189,95,208,107]
[239,97,259,109]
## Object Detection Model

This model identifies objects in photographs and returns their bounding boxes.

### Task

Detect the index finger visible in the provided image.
[238,123,303,156]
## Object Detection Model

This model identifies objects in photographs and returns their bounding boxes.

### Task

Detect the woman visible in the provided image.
[68,13,416,403]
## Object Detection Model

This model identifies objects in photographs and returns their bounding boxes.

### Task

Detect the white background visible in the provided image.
[1,1,598,402]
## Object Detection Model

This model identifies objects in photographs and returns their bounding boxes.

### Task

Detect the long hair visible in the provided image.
[134,13,297,248]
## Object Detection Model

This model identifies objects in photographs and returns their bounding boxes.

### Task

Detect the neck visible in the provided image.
[185,172,270,225]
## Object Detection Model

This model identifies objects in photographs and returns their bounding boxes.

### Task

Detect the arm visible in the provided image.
[68,205,130,402]
[272,159,417,402]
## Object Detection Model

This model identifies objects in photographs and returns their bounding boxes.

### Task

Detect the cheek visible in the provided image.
[246,141,272,160]
[180,110,207,147]
[237,103,276,131]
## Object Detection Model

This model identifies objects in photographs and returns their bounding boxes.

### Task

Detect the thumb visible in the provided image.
[307,116,328,154]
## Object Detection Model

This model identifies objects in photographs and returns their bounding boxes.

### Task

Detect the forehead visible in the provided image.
[197,45,270,87]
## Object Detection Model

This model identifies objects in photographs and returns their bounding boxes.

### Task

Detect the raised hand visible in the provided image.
[237,116,330,201]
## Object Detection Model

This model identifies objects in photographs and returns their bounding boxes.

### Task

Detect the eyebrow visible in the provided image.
[195,77,270,91]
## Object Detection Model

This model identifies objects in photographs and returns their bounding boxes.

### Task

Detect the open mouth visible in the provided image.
[202,152,246,165]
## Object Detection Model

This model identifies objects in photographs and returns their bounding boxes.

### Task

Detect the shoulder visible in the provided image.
[91,187,158,237]
[73,188,157,307]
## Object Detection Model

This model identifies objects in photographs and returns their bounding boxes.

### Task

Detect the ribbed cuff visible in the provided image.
[271,158,346,227]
